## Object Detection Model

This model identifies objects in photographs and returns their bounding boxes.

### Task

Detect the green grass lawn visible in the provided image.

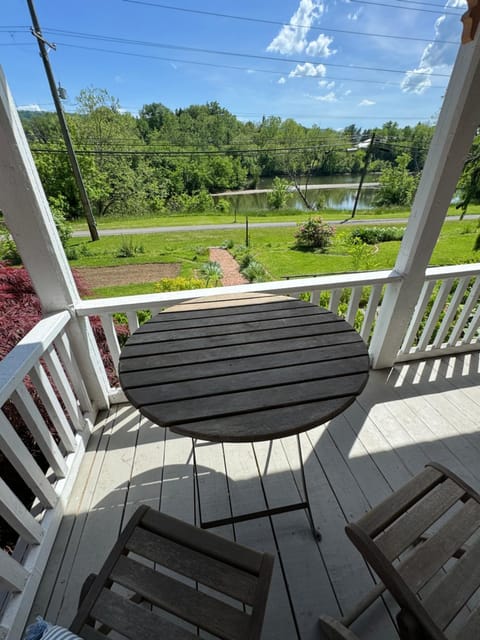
[68,215,480,298]
[69,203,480,233]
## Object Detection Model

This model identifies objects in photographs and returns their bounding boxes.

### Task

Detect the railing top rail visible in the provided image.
[0,310,70,406]
[75,270,399,316]
[424,263,480,280]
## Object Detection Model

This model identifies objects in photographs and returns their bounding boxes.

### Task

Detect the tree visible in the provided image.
[267,177,292,209]
[373,153,419,207]
[457,135,480,219]
[71,88,158,217]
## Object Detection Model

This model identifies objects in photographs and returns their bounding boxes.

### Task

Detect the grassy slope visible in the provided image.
[68,213,480,298]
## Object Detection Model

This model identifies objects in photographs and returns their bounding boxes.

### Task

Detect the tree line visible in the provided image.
[19,88,446,221]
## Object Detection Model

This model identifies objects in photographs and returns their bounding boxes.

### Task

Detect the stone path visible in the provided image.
[209,247,248,286]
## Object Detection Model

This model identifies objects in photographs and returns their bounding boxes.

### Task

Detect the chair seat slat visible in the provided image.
[126,526,258,604]
[89,586,198,640]
[141,505,262,574]
[69,506,273,640]
[112,554,250,640]
[454,602,480,640]
[422,532,480,630]
[399,499,480,593]
[356,466,443,537]
[376,479,465,561]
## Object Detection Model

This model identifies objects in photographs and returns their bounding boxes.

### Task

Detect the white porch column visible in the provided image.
[0,67,109,410]
[369,30,480,369]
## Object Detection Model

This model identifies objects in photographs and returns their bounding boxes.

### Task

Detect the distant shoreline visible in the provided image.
[212,182,380,197]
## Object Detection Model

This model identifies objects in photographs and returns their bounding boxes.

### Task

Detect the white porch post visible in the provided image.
[0,67,109,410]
[369,30,480,369]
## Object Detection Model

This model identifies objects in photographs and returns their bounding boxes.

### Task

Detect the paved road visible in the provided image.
[72,214,479,238]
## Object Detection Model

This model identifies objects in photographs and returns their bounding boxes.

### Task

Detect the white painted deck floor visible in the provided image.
[30,353,480,640]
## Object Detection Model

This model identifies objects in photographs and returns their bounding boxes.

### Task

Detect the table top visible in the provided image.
[118,292,370,442]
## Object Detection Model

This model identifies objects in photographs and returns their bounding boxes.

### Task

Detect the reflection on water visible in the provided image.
[225,186,377,212]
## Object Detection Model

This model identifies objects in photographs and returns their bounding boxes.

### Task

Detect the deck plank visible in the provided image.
[28,355,480,640]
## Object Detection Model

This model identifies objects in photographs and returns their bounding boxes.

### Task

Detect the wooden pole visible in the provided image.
[27,0,99,241]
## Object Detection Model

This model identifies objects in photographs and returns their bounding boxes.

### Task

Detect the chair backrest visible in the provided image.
[345,463,480,640]
[69,505,274,640]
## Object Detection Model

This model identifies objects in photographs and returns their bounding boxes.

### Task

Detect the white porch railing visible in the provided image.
[1,263,480,638]
[75,264,480,397]
[75,269,398,400]
[398,264,480,361]
[0,311,93,640]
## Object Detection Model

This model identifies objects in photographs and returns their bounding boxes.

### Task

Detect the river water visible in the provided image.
[219,174,378,212]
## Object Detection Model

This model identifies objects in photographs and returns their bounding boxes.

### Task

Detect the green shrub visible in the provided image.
[242,260,267,283]
[155,276,205,292]
[294,217,335,251]
[199,261,223,286]
[267,177,292,210]
[116,237,145,258]
[215,198,232,213]
[349,226,405,244]
[0,234,22,264]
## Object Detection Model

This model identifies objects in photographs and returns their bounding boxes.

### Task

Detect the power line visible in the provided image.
[47,40,448,89]
[29,139,432,156]
[40,28,451,77]
[351,0,463,14]
[121,0,459,45]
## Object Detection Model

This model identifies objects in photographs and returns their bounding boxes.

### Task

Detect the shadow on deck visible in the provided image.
[30,353,480,640]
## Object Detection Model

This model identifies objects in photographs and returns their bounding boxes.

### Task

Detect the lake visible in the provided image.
[215,175,379,212]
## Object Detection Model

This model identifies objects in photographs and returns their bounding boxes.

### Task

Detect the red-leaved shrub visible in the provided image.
[0,261,128,549]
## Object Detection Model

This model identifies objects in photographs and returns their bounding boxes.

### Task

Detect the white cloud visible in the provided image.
[306,34,335,57]
[289,62,326,77]
[18,103,42,111]
[278,76,286,84]
[359,99,375,106]
[348,8,362,20]
[401,68,433,94]
[315,92,337,102]
[267,0,325,55]
[344,89,352,96]
[401,11,460,94]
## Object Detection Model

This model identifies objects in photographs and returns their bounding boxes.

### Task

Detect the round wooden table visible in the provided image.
[119,292,370,536]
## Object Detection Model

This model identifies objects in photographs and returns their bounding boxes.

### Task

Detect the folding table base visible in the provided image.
[192,434,321,540]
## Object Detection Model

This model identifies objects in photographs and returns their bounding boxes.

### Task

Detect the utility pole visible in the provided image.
[26,0,99,241]
[351,132,376,219]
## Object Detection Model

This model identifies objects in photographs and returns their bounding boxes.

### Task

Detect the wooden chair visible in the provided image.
[319,463,480,640]
[69,505,274,640]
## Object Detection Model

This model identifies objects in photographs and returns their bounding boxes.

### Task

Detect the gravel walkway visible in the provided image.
[209,247,248,286]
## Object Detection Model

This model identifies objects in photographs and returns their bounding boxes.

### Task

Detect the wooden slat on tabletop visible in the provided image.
[168,397,355,442]
[142,373,368,428]
[120,340,369,388]
[133,302,329,334]
[119,331,364,373]
[126,312,339,345]
[126,356,369,406]
[120,319,351,359]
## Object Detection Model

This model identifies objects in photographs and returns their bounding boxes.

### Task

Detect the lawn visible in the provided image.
[68,216,480,298]
[69,203,480,232]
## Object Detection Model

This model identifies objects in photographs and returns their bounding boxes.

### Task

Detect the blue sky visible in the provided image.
[1,0,467,129]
